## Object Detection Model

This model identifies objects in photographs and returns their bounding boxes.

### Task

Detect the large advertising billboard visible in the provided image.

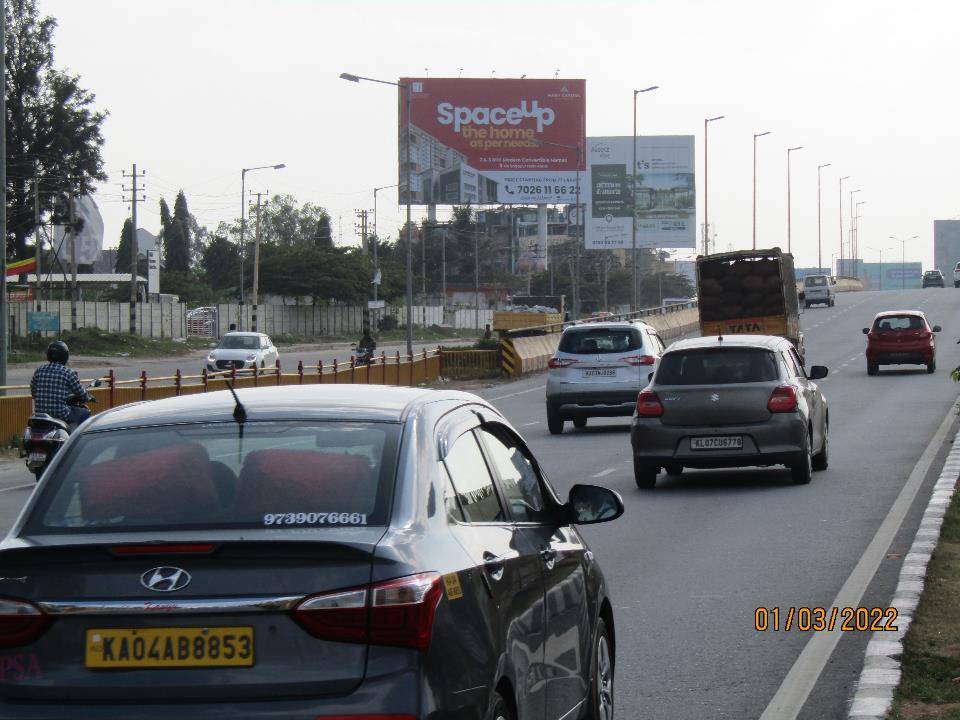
[934,220,960,277]
[399,78,585,205]
[584,136,696,250]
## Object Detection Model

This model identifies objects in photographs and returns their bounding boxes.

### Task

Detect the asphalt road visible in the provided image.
[2,336,472,388]
[0,288,956,718]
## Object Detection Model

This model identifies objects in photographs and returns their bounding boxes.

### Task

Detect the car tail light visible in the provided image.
[636,390,664,418]
[0,598,49,648]
[768,385,798,413]
[624,354,656,366]
[293,572,443,652]
[548,357,574,369]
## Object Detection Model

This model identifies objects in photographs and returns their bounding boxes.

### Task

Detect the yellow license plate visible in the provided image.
[85,627,254,669]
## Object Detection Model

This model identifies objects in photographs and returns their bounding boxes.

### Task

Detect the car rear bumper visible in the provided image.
[0,671,427,720]
[630,414,808,469]
[547,389,641,418]
[866,348,934,364]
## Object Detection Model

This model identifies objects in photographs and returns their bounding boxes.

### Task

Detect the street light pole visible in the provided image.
[855,200,866,266]
[817,163,831,271]
[372,184,398,304]
[753,131,771,249]
[786,145,803,253]
[240,163,285,330]
[849,188,861,273]
[838,176,849,274]
[340,72,414,356]
[703,115,724,257]
[632,85,658,311]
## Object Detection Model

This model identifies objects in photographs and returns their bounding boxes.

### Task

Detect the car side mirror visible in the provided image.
[807,365,829,380]
[933,325,942,333]
[566,484,624,524]
[862,328,870,335]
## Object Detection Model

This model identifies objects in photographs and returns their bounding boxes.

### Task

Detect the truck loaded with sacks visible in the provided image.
[696,247,804,362]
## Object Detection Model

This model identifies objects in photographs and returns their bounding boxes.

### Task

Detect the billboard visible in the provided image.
[584,136,696,250]
[52,195,105,266]
[399,78,585,205]
[859,262,923,290]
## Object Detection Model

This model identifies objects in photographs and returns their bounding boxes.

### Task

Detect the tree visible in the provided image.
[5,0,107,258]
[201,235,241,293]
[114,219,133,273]
[163,191,191,272]
[157,198,172,266]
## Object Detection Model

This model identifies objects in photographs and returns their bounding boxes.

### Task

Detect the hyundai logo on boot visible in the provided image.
[140,567,191,593]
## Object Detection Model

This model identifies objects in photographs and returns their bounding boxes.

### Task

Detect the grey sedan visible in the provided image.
[0,385,623,720]
[631,335,829,488]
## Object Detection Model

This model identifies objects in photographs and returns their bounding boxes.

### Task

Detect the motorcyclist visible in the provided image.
[30,341,89,429]
[357,329,377,355]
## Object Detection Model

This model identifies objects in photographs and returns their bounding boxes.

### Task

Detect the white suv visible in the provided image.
[953,262,960,288]
[545,320,665,434]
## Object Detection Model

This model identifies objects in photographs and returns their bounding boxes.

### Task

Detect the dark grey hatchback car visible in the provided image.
[0,385,623,720]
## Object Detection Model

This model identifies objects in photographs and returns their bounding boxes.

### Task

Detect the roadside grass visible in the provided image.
[889,489,960,719]
[8,328,212,364]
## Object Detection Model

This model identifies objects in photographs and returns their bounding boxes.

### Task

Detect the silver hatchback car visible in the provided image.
[546,321,666,434]
[631,335,829,488]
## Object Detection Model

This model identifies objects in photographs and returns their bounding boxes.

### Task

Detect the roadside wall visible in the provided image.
[10,301,185,339]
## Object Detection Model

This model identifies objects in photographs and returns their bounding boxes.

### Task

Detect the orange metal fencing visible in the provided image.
[0,348,448,442]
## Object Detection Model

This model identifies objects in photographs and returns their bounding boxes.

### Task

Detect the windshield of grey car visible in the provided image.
[656,349,780,385]
[558,328,642,354]
[27,421,400,533]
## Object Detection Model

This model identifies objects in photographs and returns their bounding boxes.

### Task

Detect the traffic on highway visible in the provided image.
[0,286,957,719]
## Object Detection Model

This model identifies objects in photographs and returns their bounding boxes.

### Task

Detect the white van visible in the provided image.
[803,274,835,308]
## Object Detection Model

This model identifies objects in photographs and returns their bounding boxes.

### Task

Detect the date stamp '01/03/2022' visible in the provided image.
[755,607,899,633]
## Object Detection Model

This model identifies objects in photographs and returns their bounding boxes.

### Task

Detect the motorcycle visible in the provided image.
[22,378,102,480]
[352,343,376,367]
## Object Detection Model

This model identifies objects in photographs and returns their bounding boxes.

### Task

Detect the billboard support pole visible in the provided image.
[632,92,638,311]
[404,84,413,356]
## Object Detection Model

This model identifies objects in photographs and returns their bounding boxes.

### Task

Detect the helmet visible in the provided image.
[46,341,69,364]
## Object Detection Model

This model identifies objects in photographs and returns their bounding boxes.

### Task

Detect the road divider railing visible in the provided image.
[498,301,701,377]
[0,349,446,442]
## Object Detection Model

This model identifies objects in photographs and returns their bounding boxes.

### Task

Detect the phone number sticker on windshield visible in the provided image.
[263,512,367,526]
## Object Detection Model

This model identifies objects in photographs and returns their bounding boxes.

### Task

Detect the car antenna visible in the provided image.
[223,380,247,439]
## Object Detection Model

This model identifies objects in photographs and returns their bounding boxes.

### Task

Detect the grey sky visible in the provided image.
[40,0,959,270]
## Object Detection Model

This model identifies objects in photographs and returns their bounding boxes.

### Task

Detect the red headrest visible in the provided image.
[78,443,218,523]
[237,449,373,517]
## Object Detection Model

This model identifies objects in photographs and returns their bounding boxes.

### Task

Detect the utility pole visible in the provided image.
[0,0,7,387]
[68,192,78,330]
[122,164,146,335]
[816,163,831,272]
[33,177,41,312]
[250,191,267,332]
[355,208,369,254]
[838,176,849,274]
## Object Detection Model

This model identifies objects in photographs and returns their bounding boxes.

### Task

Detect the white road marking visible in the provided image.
[521,421,539,427]
[490,384,545,401]
[0,483,33,493]
[759,400,956,720]
[591,468,617,478]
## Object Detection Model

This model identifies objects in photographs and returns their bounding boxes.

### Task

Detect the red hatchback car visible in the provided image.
[863,310,942,375]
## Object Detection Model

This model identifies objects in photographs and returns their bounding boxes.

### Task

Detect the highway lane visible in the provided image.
[0,288,955,717]
[2,336,473,387]
[474,288,960,719]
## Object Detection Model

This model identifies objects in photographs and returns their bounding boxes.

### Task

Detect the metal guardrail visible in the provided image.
[0,349,445,441]
[501,300,700,337]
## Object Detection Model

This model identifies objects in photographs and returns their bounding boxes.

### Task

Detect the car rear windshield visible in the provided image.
[219,335,260,349]
[656,349,779,385]
[804,276,827,286]
[26,421,400,534]
[558,327,642,354]
[874,315,924,331]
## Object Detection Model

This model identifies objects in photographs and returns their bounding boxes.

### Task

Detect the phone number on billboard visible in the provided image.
[515,186,575,195]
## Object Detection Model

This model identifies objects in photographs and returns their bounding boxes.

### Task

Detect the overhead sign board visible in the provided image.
[584,136,696,250]
[399,78,585,205]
